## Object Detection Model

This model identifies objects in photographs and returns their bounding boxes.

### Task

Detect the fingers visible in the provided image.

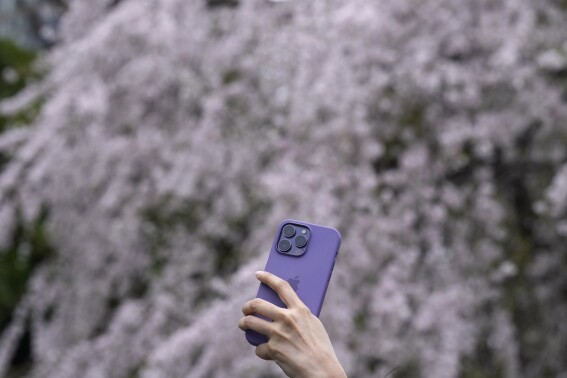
[255,271,302,308]
[238,315,273,337]
[242,298,285,320]
[255,343,272,360]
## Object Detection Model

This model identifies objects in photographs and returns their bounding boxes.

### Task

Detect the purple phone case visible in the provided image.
[245,219,342,346]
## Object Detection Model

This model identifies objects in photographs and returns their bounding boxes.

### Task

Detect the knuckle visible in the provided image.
[288,309,301,323]
[289,309,301,321]
[244,299,263,314]
[248,300,258,312]
[280,310,292,323]
[276,280,290,291]
[287,306,310,323]
[253,298,266,307]
[299,304,312,316]
[271,326,290,342]
[243,315,254,328]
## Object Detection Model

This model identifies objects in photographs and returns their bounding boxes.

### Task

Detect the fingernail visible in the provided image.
[255,271,263,277]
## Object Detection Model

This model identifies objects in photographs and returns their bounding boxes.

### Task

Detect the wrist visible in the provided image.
[313,356,347,378]
[326,363,347,378]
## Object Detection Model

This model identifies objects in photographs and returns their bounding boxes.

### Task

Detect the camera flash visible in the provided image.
[301,229,307,234]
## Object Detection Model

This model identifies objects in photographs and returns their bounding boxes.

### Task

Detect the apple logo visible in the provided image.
[287,275,300,291]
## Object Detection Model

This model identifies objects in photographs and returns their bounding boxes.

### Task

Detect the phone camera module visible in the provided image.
[282,224,296,238]
[295,235,308,248]
[278,239,292,252]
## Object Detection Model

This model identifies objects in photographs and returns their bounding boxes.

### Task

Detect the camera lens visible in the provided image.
[295,235,308,248]
[278,239,292,252]
[282,224,296,238]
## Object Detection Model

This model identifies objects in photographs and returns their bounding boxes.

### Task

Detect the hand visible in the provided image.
[238,271,347,378]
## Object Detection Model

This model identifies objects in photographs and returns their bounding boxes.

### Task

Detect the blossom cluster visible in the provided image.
[0,0,566,377]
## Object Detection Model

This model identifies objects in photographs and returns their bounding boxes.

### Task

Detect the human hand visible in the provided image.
[238,271,347,378]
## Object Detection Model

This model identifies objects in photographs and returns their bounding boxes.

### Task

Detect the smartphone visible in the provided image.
[245,219,342,346]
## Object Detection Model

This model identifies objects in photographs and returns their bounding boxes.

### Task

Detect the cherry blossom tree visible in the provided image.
[1,0,566,377]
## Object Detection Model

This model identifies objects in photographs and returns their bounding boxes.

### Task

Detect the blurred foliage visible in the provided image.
[0,38,48,377]
[0,37,42,133]
[0,207,53,333]
[207,0,239,8]
[0,1,566,376]
[0,38,47,346]
[0,0,68,49]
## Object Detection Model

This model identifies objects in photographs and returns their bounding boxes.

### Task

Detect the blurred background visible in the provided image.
[0,0,566,377]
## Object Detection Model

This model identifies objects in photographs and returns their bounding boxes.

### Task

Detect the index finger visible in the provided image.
[255,271,302,308]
